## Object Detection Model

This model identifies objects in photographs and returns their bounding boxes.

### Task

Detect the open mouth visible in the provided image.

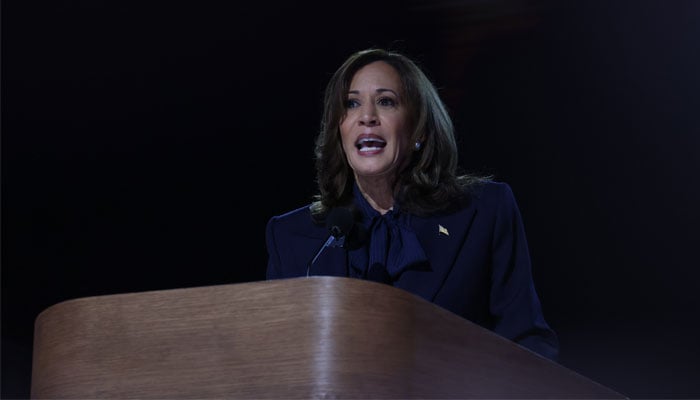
[355,137,387,152]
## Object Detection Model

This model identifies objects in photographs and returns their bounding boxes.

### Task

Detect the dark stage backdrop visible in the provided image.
[3,0,700,398]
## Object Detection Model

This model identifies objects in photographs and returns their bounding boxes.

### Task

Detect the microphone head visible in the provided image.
[326,207,354,238]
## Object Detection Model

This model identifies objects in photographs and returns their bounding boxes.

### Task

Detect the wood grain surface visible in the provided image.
[31,276,626,399]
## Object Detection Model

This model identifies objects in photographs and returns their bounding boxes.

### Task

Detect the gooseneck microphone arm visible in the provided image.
[306,235,338,277]
[306,207,354,277]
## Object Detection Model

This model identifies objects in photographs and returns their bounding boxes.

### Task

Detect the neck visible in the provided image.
[355,175,396,215]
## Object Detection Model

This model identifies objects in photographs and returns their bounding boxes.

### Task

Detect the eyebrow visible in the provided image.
[347,88,399,96]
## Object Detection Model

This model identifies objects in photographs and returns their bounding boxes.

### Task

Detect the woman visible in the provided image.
[265,48,559,361]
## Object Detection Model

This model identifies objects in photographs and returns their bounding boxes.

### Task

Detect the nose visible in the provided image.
[359,103,379,126]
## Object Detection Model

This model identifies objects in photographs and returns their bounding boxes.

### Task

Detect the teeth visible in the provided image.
[358,138,386,145]
[356,137,386,150]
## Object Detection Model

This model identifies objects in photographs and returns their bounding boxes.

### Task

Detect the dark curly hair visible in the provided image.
[310,48,486,219]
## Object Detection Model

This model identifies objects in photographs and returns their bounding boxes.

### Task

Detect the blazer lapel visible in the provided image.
[395,206,478,302]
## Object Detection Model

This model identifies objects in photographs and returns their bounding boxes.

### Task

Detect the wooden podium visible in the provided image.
[31,276,625,399]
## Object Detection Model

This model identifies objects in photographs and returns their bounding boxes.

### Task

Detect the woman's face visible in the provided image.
[339,61,412,183]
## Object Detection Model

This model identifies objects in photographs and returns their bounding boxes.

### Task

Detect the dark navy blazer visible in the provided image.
[265,181,559,361]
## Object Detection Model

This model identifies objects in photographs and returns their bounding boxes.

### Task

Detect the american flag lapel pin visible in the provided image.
[438,224,449,236]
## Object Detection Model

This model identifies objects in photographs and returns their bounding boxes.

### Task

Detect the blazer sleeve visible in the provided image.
[265,216,282,280]
[489,183,560,361]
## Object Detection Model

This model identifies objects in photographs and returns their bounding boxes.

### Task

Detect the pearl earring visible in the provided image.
[414,141,422,151]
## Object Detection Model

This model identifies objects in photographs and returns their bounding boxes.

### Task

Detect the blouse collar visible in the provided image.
[349,183,428,282]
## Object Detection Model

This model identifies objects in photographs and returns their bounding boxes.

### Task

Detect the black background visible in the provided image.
[3,0,700,398]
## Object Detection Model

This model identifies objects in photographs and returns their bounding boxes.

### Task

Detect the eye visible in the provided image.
[345,98,360,109]
[377,97,397,107]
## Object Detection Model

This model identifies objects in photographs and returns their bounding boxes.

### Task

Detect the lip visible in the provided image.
[354,133,387,155]
[356,133,384,142]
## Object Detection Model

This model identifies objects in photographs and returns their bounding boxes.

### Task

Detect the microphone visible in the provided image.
[306,207,354,277]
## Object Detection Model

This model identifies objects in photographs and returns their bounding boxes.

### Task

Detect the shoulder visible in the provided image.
[266,204,323,238]
[471,180,527,230]
[267,204,313,227]
[415,180,516,224]
[458,179,518,212]
[268,204,313,222]
[425,180,521,228]
[475,180,516,202]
